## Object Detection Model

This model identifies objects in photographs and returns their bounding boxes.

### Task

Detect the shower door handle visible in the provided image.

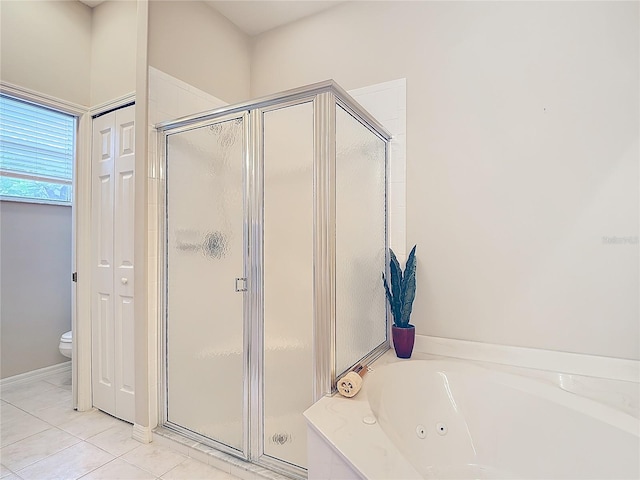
[235,277,247,292]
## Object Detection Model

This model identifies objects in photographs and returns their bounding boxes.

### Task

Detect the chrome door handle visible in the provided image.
[235,277,247,292]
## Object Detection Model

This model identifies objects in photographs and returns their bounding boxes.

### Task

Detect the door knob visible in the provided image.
[121,277,128,285]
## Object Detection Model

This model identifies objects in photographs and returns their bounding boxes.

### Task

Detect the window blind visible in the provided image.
[0,94,75,203]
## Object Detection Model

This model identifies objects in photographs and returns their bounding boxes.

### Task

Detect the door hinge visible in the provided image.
[72,272,78,282]
[235,277,247,292]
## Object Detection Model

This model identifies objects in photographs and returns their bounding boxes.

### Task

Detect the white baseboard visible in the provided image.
[0,361,72,387]
[415,335,639,383]
[133,423,153,443]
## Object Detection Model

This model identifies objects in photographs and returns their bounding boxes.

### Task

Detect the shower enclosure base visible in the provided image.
[153,427,302,480]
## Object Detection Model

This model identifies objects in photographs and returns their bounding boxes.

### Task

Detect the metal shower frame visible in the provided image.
[155,80,392,478]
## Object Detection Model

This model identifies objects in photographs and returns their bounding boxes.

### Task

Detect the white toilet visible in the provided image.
[59,330,72,359]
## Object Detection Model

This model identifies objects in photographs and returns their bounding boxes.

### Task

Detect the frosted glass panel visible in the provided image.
[166,117,245,452]
[263,102,314,468]
[335,105,387,376]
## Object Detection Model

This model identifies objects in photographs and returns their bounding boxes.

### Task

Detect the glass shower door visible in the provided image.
[262,101,315,469]
[335,105,387,376]
[165,115,246,454]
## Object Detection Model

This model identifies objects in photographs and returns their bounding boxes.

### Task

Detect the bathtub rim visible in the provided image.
[414,335,639,383]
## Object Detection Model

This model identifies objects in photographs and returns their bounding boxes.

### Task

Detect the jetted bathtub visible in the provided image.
[305,355,640,479]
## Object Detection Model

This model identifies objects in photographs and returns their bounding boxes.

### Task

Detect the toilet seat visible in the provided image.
[59,330,72,358]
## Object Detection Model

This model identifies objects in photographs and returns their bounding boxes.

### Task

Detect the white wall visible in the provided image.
[1,202,72,378]
[0,0,92,106]
[0,0,136,107]
[251,1,639,360]
[90,0,137,106]
[148,0,251,103]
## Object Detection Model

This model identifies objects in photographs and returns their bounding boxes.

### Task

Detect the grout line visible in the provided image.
[74,458,112,480]
[13,440,83,478]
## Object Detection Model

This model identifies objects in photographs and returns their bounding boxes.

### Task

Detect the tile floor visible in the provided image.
[0,369,241,479]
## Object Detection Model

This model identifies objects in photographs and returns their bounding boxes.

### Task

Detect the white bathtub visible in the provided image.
[305,352,639,479]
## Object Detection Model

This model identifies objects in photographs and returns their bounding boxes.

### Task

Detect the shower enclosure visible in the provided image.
[157,81,390,477]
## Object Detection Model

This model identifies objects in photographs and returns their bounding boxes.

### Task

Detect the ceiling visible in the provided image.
[206,1,342,36]
[78,0,105,6]
[78,0,343,36]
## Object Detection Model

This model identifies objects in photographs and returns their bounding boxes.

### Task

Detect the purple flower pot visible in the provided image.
[392,325,415,359]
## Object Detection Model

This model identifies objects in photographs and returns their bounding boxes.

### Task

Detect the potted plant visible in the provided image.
[382,245,417,358]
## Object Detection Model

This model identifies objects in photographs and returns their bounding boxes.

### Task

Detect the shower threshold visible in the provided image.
[152,426,303,480]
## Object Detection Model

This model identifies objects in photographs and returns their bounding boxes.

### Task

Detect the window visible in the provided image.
[0,94,75,204]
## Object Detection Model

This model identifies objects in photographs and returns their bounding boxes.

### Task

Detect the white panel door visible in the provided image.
[113,106,135,422]
[91,105,135,423]
[91,113,116,417]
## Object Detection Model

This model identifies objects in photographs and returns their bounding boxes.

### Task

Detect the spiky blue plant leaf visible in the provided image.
[403,245,417,288]
[400,282,415,326]
[399,245,417,326]
[388,250,403,323]
[400,268,416,326]
[382,272,394,311]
